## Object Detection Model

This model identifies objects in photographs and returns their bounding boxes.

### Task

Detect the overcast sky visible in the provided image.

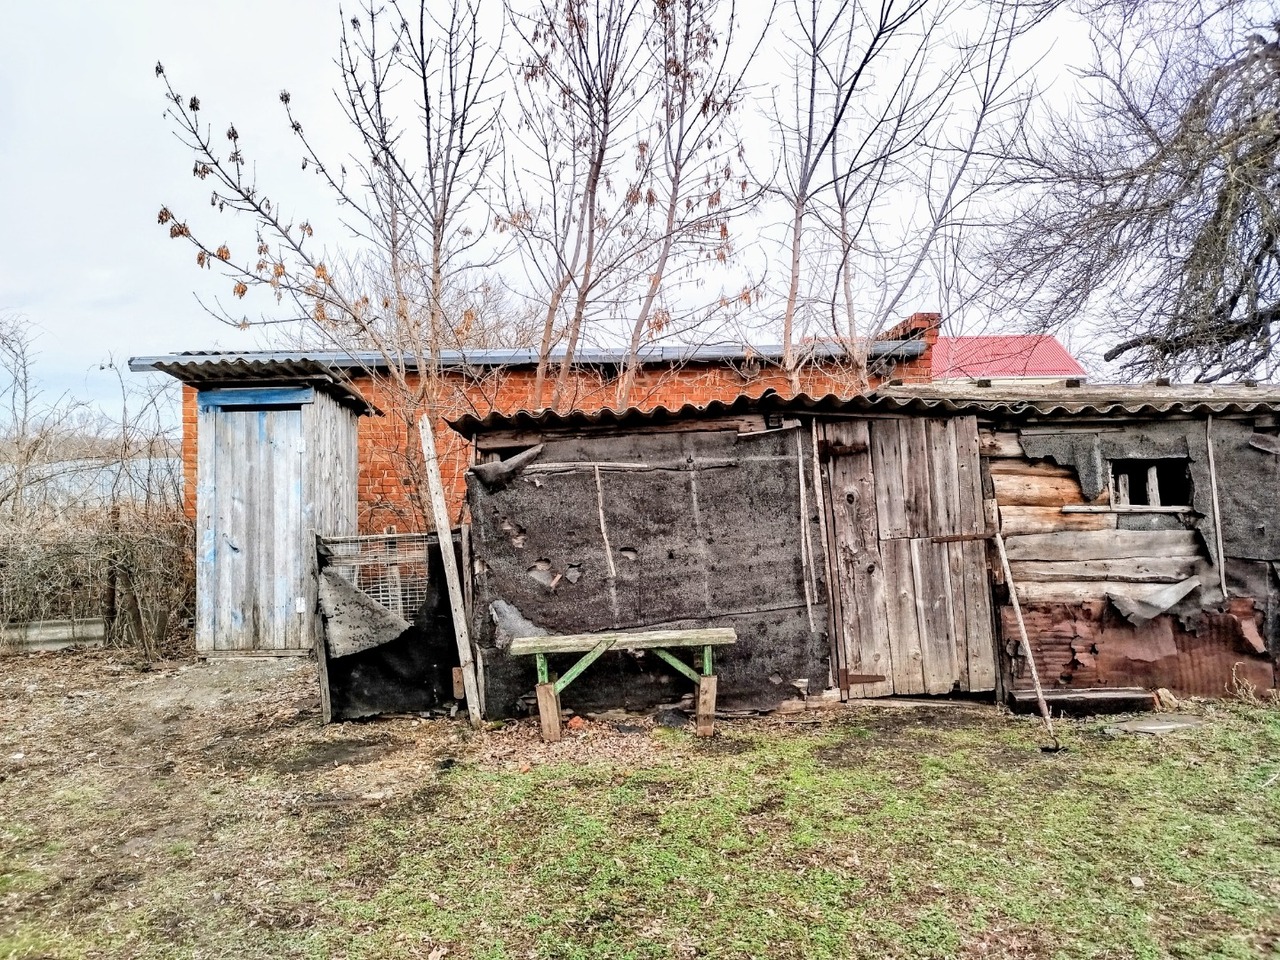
[0,1,1094,409]
[0,0,351,405]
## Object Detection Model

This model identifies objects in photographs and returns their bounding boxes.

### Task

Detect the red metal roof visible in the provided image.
[932,335,1086,379]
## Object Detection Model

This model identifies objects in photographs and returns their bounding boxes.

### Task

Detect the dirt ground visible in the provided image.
[0,650,732,952]
[3,648,1278,960]
[0,649,654,850]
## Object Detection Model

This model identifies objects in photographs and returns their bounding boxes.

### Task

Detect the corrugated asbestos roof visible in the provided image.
[931,335,1087,379]
[127,338,924,378]
[447,382,1280,437]
[129,356,378,414]
[887,382,1280,414]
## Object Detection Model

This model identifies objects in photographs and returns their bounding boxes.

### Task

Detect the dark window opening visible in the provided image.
[1110,458,1192,507]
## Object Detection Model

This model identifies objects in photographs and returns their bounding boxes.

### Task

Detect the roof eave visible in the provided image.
[126,338,926,377]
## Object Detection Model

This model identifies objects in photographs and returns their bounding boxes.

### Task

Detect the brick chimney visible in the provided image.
[878,311,941,383]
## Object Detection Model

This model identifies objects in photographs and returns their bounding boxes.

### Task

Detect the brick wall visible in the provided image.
[182,384,198,519]
[181,313,939,533]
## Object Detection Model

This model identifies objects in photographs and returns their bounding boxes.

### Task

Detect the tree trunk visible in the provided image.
[429,223,445,379]
[552,253,594,411]
[782,195,806,393]
[552,135,609,411]
[617,198,679,411]
[533,276,572,410]
[838,199,867,391]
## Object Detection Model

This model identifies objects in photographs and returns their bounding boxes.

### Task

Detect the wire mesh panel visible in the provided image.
[320,533,436,620]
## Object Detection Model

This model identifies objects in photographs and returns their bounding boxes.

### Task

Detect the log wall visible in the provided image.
[982,428,1276,697]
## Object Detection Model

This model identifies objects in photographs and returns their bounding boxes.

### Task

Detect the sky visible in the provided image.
[0,0,348,406]
[0,1,1094,410]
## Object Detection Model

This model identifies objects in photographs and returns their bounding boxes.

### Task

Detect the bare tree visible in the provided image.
[771,0,930,384]
[979,0,1280,381]
[612,0,773,410]
[502,0,660,410]
[768,0,1039,388]
[158,0,505,359]
[0,314,92,518]
[157,0,515,528]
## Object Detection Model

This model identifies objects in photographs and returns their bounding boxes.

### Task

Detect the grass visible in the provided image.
[1,654,1278,959]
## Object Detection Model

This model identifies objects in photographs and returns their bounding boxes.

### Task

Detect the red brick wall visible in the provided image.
[182,385,198,520]
[181,314,939,533]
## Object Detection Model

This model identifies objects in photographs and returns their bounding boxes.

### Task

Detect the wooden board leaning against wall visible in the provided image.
[819,415,997,700]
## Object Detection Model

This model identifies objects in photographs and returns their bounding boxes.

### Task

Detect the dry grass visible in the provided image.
[2,649,1278,960]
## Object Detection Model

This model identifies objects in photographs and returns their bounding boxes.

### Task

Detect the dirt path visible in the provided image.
[1,651,466,945]
[0,648,707,944]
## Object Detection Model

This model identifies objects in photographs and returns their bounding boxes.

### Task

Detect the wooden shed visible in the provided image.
[450,384,1280,717]
[141,359,372,655]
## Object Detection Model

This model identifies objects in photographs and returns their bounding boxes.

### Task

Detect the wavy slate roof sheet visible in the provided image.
[447,383,1280,437]
[932,335,1087,379]
[125,356,378,413]
[128,339,924,378]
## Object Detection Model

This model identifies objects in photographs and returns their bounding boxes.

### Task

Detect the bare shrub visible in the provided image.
[0,316,194,657]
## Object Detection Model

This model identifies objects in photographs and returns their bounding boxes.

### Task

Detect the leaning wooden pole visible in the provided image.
[418,412,483,727]
[993,528,1059,750]
[1206,415,1229,600]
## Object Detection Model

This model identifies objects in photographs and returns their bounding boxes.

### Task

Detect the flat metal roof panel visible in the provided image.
[128,339,925,378]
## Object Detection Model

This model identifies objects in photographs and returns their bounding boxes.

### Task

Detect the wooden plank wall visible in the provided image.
[824,416,996,698]
[239,408,307,653]
[307,392,360,540]
[305,393,361,652]
[982,429,1209,607]
[195,400,217,653]
[823,420,893,697]
[198,400,352,655]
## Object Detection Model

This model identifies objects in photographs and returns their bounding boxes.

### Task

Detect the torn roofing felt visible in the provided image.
[318,570,411,658]
[466,427,829,718]
[457,381,1280,712]
[316,538,464,721]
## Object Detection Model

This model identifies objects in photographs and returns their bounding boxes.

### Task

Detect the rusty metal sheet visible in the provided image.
[1003,600,1276,698]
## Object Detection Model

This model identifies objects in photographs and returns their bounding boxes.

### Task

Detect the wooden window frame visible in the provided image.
[1062,458,1194,515]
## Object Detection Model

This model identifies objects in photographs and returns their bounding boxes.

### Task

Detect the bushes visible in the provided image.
[0,505,195,658]
[0,315,193,657]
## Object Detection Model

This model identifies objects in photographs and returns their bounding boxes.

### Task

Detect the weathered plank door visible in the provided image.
[821,416,996,697]
[197,405,307,653]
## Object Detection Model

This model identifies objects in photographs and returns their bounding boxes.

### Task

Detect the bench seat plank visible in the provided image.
[509,627,737,657]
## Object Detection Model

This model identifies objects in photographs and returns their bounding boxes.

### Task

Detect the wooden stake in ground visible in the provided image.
[992,528,1058,749]
[418,413,483,727]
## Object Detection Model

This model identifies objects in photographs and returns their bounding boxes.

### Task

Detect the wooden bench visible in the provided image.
[508,628,737,741]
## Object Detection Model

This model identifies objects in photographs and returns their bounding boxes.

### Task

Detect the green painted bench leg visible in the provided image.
[696,675,717,737]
